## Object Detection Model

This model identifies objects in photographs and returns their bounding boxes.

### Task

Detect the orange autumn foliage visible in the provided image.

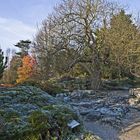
[16,55,36,84]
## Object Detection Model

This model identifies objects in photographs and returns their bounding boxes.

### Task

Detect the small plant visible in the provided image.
[83,132,101,140]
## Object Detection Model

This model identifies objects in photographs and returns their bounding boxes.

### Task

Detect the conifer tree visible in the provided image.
[0,49,8,79]
[15,40,31,57]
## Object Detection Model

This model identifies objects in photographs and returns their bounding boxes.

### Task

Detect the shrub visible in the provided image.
[41,82,64,96]
[18,80,64,96]
[20,106,80,140]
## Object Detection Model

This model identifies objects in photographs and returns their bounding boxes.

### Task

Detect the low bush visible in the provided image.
[17,80,64,96]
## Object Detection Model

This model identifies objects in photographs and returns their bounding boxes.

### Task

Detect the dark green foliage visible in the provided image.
[0,86,83,140]
[40,82,64,96]
[23,106,80,140]
[1,107,80,140]
[15,40,31,57]
[0,49,8,79]
[97,10,140,80]
[20,80,64,96]
[1,55,22,84]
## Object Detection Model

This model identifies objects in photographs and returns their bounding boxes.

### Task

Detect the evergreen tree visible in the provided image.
[15,40,31,57]
[0,49,8,79]
[98,10,140,79]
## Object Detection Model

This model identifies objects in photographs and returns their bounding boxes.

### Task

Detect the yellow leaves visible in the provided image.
[16,55,36,84]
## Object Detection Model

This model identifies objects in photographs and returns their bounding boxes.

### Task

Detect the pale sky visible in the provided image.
[0,0,139,52]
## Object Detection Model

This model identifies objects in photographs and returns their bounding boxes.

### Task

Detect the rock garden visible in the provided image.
[57,88,140,140]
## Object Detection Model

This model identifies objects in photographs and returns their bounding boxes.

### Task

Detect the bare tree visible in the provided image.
[33,0,121,90]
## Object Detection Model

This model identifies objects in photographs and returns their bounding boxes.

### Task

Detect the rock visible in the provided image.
[129,88,140,98]
[64,96,71,102]
[0,117,5,134]
[86,110,102,121]
[79,102,93,108]
[80,110,91,116]
[96,107,114,115]
[129,98,139,105]
[56,89,133,133]
[128,88,140,106]
[95,105,128,118]
[101,116,121,128]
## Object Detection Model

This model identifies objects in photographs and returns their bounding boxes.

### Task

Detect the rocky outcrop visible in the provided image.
[57,90,130,129]
[57,89,140,139]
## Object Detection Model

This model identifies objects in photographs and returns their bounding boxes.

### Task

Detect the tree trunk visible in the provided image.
[90,42,102,90]
[90,69,102,90]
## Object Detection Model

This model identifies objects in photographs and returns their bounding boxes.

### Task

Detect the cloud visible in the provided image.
[22,2,59,25]
[0,17,36,51]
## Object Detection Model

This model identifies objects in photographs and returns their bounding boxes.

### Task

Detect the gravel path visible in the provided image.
[120,124,140,140]
[84,120,140,140]
[84,121,119,140]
